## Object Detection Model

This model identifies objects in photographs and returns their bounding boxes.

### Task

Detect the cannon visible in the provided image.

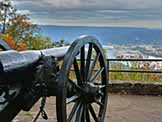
[0,35,108,122]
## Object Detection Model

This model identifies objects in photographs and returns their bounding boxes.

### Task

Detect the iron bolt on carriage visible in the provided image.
[0,35,108,122]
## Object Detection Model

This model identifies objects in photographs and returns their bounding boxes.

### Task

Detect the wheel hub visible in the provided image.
[81,83,100,103]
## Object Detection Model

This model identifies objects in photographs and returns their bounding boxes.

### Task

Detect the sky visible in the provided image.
[11,0,162,28]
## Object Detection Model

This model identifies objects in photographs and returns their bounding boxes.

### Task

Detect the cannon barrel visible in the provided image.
[0,46,69,73]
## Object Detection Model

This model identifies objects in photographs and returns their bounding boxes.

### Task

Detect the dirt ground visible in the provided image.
[15,94,162,122]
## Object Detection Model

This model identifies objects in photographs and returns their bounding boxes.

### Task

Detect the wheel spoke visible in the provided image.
[87,53,100,81]
[94,99,104,107]
[89,104,99,122]
[67,102,80,122]
[90,67,104,82]
[66,95,80,104]
[80,46,85,82]
[86,105,90,122]
[76,103,84,122]
[85,44,93,80]
[68,79,84,92]
[81,104,86,121]
[73,58,82,83]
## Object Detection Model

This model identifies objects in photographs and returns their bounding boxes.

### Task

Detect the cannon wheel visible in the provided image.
[56,35,108,122]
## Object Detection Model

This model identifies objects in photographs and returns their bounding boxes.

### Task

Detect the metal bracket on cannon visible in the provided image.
[22,55,59,111]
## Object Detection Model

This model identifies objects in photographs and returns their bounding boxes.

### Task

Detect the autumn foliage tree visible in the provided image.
[0,33,27,50]
[0,33,16,49]
[5,14,38,43]
[0,0,53,50]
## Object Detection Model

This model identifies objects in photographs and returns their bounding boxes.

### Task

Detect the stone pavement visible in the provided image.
[15,94,162,122]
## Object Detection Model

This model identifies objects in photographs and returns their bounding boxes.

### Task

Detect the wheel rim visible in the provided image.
[56,36,108,122]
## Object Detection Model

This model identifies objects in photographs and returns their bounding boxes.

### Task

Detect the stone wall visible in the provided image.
[108,80,162,96]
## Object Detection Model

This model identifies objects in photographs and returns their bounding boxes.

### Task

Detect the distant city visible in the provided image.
[40,25,162,60]
[104,44,162,70]
[40,25,162,71]
[106,44,162,58]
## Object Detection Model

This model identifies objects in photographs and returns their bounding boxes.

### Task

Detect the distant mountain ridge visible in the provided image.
[40,25,162,45]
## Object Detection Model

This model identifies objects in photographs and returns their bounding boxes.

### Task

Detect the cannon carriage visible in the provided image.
[0,35,108,122]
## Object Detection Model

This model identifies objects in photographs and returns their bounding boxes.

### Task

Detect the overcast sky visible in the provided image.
[11,0,162,28]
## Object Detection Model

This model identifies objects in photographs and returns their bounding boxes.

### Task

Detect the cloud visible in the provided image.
[31,17,162,29]
[16,9,32,15]
[13,0,162,10]
[12,0,162,28]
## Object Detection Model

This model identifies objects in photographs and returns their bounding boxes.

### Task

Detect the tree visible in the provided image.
[0,33,16,49]
[0,0,16,33]
[0,33,28,50]
[53,39,70,47]
[0,0,38,42]
[26,34,53,50]
[5,14,38,43]
[0,0,53,50]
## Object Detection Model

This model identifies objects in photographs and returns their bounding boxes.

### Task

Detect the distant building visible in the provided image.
[117,50,144,59]
[148,56,162,70]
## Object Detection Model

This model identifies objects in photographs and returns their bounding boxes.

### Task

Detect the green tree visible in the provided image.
[26,34,53,50]
[53,39,71,47]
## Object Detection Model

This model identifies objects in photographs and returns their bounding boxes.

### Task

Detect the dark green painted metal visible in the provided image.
[0,94,23,122]
[56,35,108,122]
[0,35,108,122]
[0,46,69,74]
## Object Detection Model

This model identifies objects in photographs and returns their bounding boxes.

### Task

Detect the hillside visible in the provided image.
[40,25,162,45]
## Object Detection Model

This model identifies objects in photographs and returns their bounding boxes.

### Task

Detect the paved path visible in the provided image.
[15,94,162,122]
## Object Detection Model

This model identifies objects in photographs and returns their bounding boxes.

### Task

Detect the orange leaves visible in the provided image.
[16,42,27,51]
[0,34,27,51]
[0,34,16,49]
